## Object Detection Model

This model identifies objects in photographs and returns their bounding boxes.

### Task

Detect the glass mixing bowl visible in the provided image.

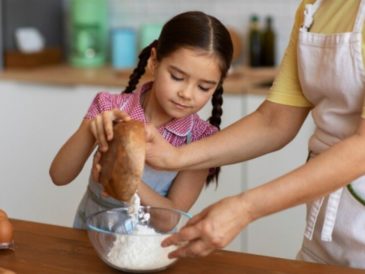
[86,206,191,273]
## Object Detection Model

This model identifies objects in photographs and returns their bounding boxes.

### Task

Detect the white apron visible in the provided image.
[296,0,365,268]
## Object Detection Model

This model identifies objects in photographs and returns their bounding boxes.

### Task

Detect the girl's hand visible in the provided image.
[145,123,180,170]
[161,195,251,258]
[91,149,102,183]
[90,109,130,152]
[91,149,110,197]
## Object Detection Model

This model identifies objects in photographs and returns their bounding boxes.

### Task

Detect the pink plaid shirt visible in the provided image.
[84,82,218,147]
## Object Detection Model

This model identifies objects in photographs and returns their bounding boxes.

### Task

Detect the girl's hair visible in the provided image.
[124,11,233,185]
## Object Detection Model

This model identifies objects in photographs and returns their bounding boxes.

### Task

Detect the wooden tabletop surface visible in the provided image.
[0,64,276,95]
[0,219,363,274]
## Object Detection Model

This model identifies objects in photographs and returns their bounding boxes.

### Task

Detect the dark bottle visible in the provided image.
[261,16,276,67]
[248,15,261,67]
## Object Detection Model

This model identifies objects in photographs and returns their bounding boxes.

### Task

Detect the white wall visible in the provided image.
[244,95,313,259]
[192,94,247,252]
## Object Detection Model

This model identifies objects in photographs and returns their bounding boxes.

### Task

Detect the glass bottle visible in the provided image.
[248,15,261,67]
[261,16,276,67]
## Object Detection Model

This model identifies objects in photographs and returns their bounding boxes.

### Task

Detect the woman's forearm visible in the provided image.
[177,101,309,170]
[242,129,365,222]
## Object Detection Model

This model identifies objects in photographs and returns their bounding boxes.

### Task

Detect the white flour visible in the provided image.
[107,193,176,271]
[107,224,176,271]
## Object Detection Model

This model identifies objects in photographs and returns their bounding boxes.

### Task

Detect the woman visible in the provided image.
[146,0,365,268]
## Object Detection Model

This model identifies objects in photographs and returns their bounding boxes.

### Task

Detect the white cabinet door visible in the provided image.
[244,94,313,259]
[0,81,122,226]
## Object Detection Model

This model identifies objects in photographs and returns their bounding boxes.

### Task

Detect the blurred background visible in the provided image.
[0,0,301,70]
[0,0,311,263]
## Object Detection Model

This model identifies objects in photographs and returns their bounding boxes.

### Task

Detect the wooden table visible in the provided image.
[0,219,363,274]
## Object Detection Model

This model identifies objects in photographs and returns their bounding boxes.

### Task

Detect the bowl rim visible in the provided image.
[86,205,191,235]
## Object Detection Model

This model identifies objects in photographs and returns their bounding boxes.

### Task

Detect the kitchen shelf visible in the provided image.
[0,64,277,95]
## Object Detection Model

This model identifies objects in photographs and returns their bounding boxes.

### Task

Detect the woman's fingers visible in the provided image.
[169,238,215,258]
[162,224,200,248]
[162,221,216,258]
[145,123,179,170]
[161,211,211,257]
[144,123,159,142]
[162,196,251,258]
[112,109,131,122]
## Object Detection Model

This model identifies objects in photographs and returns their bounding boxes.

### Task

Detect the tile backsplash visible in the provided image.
[109,0,301,65]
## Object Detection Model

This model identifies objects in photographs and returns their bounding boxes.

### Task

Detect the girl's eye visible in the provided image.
[199,86,210,92]
[171,73,184,81]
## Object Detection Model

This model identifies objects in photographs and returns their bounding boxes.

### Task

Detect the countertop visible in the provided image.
[0,64,277,95]
[0,219,364,274]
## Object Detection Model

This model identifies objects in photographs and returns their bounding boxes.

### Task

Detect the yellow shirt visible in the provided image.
[268,0,365,109]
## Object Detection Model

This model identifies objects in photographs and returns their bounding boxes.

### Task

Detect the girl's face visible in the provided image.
[146,47,222,126]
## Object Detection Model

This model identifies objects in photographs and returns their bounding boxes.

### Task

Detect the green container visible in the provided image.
[139,23,163,51]
[69,0,108,67]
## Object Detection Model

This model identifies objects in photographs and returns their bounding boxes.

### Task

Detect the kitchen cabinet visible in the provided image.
[0,80,121,227]
[192,94,246,252]
[244,94,314,259]
[0,80,314,260]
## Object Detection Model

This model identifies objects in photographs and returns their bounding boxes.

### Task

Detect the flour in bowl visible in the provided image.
[107,224,176,271]
[106,193,176,271]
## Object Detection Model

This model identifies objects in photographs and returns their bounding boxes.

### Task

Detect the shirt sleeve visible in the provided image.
[190,119,219,143]
[84,92,124,119]
[266,0,313,108]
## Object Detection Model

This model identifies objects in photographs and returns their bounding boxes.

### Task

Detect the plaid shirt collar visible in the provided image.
[128,82,194,137]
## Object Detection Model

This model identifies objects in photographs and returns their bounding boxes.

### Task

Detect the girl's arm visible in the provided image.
[146,100,310,170]
[49,119,96,185]
[50,108,130,186]
[138,169,209,212]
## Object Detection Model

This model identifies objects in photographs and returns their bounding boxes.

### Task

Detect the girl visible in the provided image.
[49,11,233,229]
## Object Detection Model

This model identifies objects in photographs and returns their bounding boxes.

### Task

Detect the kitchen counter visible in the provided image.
[0,64,276,95]
[0,219,363,274]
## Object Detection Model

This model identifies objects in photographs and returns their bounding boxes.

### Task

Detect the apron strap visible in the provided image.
[304,196,324,240]
[304,152,344,242]
[320,188,343,241]
[301,0,324,32]
[353,0,365,32]
[304,189,344,242]
[186,131,193,144]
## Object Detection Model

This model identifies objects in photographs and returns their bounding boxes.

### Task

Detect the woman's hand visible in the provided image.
[161,194,252,258]
[90,109,131,152]
[145,123,181,170]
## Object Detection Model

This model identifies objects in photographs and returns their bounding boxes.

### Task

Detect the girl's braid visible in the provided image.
[123,40,158,93]
[208,85,223,130]
[206,85,224,184]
